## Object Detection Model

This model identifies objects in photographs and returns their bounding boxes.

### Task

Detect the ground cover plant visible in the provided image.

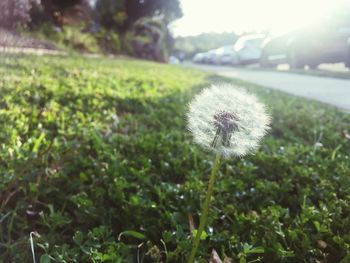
[0,54,349,262]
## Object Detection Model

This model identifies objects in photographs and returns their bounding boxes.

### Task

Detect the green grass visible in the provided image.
[0,54,349,263]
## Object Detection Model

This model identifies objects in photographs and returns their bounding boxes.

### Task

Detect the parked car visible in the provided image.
[202,49,221,64]
[192,51,209,64]
[214,45,239,65]
[233,34,265,65]
[192,52,206,63]
[168,56,180,64]
[260,8,350,69]
[346,37,350,68]
[192,35,264,66]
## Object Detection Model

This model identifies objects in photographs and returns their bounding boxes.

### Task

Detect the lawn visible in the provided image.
[0,54,350,263]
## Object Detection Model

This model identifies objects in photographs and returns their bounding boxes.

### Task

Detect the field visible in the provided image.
[0,54,350,263]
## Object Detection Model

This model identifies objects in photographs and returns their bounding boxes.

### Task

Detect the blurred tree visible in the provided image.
[94,0,182,61]
[124,16,170,62]
[40,0,92,26]
[95,0,182,30]
[125,0,182,26]
[0,0,38,29]
[95,0,127,29]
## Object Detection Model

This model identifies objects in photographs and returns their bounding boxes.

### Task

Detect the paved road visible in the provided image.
[188,63,350,112]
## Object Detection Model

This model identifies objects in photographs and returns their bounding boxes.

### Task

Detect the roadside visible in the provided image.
[256,63,350,80]
[227,62,350,80]
[186,62,350,112]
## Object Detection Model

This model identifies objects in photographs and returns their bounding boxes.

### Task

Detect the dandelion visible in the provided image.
[186,84,270,263]
[187,84,270,158]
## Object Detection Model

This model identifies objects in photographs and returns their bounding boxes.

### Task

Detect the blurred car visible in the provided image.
[192,52,206,63]
[168,55,180,64]
[260,9,350,69]
[203,49,220,64]
[191,35,265,66]
[233,34,265,65]
[214,45,239,65]
[346,37,350,68]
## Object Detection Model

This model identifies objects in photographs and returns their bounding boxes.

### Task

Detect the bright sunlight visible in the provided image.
[173,0,348,36]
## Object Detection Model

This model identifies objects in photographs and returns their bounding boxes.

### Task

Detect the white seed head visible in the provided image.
[187,84,271,158]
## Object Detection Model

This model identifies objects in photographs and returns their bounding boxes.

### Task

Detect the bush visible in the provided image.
[95,29,122,54]
[60,26,100,53]
[31,24,100,53]
[124,17,169,62]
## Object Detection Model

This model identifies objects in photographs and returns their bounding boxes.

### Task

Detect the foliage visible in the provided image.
[37,0,182,30]
[174,32,238,59]
[95,29,122,54]
[57,26,100,52]
[28,24,123,54]
[30,24,101,53]
[0,0,38,29]
[125,0,182,26]
[124,17,170,62]
[95,0,127,30]
[0,54,350,262]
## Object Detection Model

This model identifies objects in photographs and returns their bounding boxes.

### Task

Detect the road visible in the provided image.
[187,63,350,112]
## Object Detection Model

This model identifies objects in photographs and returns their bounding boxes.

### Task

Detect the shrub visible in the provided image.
[60,26,100,53]
[31,24,100,53]
[124,17,169,62]
[95,29,122,54]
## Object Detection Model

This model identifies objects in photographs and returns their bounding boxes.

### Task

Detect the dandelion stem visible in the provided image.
[30,232,37,263]
[187,153,221,263]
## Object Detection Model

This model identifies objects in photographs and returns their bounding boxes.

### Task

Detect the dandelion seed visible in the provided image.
[187,84,270,158]
[211,111,240,148]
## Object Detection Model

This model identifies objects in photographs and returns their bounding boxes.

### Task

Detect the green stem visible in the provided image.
[187,153,221,263]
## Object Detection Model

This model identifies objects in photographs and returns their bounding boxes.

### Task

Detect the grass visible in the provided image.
[0,54,350,263]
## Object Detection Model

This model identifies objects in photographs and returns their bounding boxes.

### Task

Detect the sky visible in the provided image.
[172,0,348,36]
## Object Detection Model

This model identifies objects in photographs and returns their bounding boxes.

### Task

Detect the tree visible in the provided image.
[39,0,93,26]
[95,0,182,31]
[95,0,126,29]
[125,0,182,26]
[0,0,38,29]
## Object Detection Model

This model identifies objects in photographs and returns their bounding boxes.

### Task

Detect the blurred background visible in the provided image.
[174,0,350,71]
[1,0,350,69]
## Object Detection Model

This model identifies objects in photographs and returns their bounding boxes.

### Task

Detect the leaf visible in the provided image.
[340,254,350,263]
[192,229,208,240]
[331,144,342,161]
[73,231,84,245]
[118,230,146,241]
[40,254,51,263]
[32,132,46,153]
[246,247,264,254]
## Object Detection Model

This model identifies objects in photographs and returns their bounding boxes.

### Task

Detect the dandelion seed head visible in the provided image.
[187,84,271,158]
